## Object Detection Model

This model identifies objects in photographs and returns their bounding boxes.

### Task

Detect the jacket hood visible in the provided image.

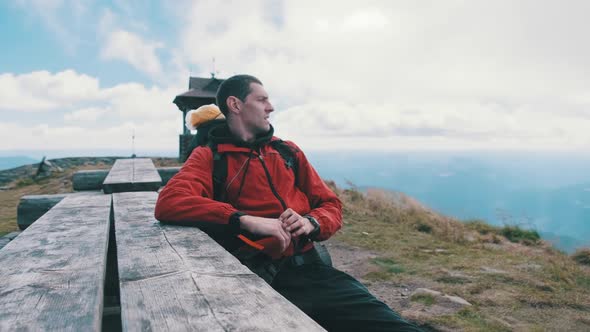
[208,123,274,148]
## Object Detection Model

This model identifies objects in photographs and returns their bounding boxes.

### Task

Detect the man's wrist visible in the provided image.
[229,212,246,234]
[305,215,321,240]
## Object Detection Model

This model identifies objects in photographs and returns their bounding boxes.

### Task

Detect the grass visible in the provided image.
[500,225,540,245]
[333,186,590,331]
[371,257,405,274]
[465,219,541,245]
[411,293,436,306]
[572,248,590,266]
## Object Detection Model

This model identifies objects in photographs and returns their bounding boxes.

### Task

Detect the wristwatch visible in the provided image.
[305,215,321,240]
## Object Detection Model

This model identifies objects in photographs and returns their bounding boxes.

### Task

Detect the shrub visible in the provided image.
[15,178,35,187]
[500,225,540,245]
[571,248,590,266]
[416,223,432,233]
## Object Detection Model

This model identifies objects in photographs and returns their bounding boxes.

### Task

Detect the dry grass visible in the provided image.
[572,248,590,266]
[0,163,113,235]
[333,186,590,331]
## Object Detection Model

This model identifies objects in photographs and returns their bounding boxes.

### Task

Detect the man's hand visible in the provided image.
[239,215,291,252]
[279,208,313,237]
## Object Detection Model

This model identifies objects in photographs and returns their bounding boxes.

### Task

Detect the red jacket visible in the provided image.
[154,125,342,258]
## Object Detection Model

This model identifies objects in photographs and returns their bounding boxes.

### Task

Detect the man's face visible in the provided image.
[239,83,274,135]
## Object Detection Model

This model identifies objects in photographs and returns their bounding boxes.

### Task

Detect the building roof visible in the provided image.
[173,76,224,110]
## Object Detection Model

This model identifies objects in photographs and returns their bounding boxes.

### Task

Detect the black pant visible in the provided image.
[271,260,422,332]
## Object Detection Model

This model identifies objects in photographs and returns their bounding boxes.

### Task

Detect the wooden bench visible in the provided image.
[73,170,109,191]
[72,167,180,191]
[5,158,326,330]
[102,158,161,194]
[0,194,112,331]
[113,191,325,331]
[17,192,104,230]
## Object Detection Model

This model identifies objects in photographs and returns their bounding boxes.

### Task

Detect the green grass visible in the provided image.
[411,293,436,306]
[371,257,405,274]
[500,225,540,244]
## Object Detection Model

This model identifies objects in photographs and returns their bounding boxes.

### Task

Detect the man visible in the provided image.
[155,75,421,331]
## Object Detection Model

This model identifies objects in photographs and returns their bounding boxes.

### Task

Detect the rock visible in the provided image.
[413,288,442,297]
[443,295,472,306]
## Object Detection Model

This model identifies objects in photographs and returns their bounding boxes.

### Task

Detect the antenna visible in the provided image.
[211,57,219,78]
[131,128,136,158]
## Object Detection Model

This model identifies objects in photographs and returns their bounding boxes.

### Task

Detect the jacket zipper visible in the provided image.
[259,153,304,254]
[258,155,288,211]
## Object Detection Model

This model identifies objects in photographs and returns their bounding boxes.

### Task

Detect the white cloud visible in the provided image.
[0,70,100,111]
[0,120,179,151]
[101,30,164,77]
[0,69,185,150]
[64,107,108,123]
[170,0,590,151]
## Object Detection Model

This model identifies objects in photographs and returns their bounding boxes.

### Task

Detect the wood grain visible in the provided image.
[103,159,161,194]
[0,194,112,331]
[17,192,104,230]
[114,191,325,332]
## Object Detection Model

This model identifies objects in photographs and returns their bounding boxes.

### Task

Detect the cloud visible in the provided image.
[0,120,179,151]
[63,107,108,123]
[272,100,590,151]
[101,30,164,77]
[0,69,186,150]
[4,1,590,152]
[169,0,590,151]
[0,70,100,111]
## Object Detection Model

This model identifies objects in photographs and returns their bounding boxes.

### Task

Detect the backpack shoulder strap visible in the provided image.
[208,141,227,202]
[269,140,299,183]
[209,139,300,202]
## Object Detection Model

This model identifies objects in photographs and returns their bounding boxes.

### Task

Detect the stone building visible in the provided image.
[173,76,224,162]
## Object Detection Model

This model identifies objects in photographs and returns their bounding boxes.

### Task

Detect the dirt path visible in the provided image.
[324,239,416,313]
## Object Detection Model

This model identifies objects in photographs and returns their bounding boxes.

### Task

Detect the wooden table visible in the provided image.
[0,194,112,331]
[102,158,161,194]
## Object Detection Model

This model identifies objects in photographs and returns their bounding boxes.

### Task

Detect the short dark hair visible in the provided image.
[216,74,263,116]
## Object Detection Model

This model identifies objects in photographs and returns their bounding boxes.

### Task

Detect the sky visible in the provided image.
[1,0,590,155]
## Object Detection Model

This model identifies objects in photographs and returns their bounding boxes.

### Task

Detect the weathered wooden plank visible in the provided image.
[157,166,181,186]
[73,169,109,191]
[114,192,325,332]
[103,158,162,194]
[0,194,112,331]
[17,191,104,230]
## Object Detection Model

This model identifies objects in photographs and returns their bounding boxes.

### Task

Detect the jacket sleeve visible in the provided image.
[154,146,240,226]
[289,142,343,241]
